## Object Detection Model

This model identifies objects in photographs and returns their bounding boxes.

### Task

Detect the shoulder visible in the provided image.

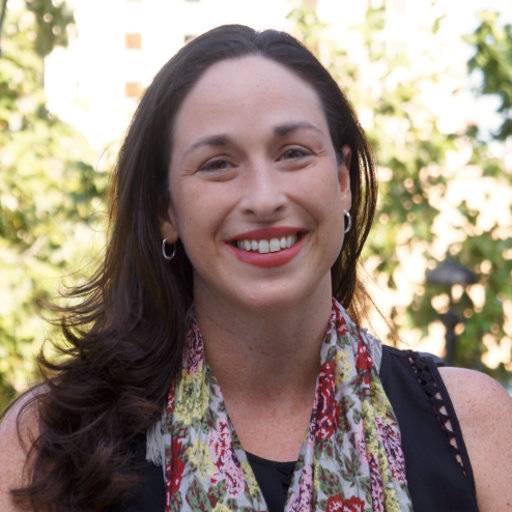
[438,367,512,512]
[437,366,510,417]
[0,387,44,512]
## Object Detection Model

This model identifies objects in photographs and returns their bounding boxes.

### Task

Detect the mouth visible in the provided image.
[227,229,307,254]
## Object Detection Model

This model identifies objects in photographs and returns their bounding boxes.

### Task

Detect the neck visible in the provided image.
[193,280,333,404]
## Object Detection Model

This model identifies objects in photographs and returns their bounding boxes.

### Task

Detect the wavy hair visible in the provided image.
[12,24,376,511]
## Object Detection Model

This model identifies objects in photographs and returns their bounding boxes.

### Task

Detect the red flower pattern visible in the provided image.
[334,301,348,335]
[356,336,373,385]
[314,360,339,440]
[167,437,185,495]
[326,494,366,512]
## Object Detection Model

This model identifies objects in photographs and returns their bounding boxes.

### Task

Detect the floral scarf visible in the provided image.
[147,299,412,511]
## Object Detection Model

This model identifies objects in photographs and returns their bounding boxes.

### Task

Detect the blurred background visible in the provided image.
[1,0,511,409]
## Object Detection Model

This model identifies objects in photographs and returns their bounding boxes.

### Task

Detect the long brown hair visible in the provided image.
[11,25,376,511]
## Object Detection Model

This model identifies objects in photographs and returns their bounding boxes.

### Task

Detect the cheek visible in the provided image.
[298,171,346,263]
[170,183,228,257]
[298,169,345,222]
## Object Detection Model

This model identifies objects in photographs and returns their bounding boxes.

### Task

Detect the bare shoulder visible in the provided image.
[0,388,44,512]
[438,367,512,511]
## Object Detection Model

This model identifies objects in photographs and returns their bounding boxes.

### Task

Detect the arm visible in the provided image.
[439,367,512,511]
[0,393,40,512]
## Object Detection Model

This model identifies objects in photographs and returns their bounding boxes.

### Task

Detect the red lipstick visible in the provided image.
[225,227,307,268]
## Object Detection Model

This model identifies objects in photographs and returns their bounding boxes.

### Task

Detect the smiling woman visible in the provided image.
[162,55,351,313]
[1,24,511,512]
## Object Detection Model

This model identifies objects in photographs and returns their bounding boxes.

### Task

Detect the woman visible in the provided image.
[1,24,511,512]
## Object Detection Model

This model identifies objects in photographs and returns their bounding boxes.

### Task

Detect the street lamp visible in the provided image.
[426,258,478,365]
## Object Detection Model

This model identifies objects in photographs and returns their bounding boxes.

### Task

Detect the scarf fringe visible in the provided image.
[146,417,166,471]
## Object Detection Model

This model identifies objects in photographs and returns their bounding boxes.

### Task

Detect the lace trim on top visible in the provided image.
[405,350,468,476]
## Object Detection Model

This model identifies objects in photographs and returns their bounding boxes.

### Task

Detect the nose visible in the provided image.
[239,160,287,219]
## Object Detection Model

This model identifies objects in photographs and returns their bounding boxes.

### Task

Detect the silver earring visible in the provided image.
[162,238,176,260]
[343,210,352,234]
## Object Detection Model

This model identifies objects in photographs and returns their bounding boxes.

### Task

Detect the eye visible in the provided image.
[279,147,313,160]
[198,158,233,172]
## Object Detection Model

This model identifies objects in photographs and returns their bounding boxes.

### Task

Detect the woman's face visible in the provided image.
[162,55,351,311]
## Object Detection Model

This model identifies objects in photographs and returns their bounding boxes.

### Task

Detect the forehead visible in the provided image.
[172,55,328,146]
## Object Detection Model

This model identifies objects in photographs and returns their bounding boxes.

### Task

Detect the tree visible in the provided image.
[468,11,512,141]
[0,1,107,410]
[290,2,512,384]
[2,1,511,410]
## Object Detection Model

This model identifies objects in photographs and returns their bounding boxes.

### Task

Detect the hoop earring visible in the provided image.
[162,238,177,261]
[343,210,352,234]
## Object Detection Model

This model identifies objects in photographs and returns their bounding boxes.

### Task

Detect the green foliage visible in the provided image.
[25,0,74,57]
[2,1,511,409]
[0,2,107,410]
[467,11,512,140]
[292,2,512,384]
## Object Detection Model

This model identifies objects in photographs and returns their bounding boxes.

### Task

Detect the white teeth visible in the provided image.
[258,240,270,253]
[269,238,281,252]
[234,234,300,254]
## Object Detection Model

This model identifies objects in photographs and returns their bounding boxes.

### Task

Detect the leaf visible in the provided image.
[317,465,340,497]
[185,478,211,511]
[208,480,227,507]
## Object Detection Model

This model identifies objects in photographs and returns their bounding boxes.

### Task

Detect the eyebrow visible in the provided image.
[184,121,324,156]
[274,121,324,137]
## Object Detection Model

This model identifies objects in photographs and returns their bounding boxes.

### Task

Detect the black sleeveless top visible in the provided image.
[109,346,479,511]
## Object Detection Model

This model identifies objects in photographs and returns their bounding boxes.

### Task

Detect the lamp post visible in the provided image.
[426,258,478,365]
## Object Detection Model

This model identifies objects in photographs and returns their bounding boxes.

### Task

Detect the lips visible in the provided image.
[225,227,308,268]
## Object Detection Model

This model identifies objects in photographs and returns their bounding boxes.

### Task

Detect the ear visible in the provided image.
[160,205,179,243]
[337,145,352,204]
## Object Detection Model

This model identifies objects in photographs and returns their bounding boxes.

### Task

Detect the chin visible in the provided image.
[193,263,334,316]
[230,277,332,314]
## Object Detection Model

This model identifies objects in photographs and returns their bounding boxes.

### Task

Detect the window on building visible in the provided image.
[125,82,143,98]
[125,33,142,49]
